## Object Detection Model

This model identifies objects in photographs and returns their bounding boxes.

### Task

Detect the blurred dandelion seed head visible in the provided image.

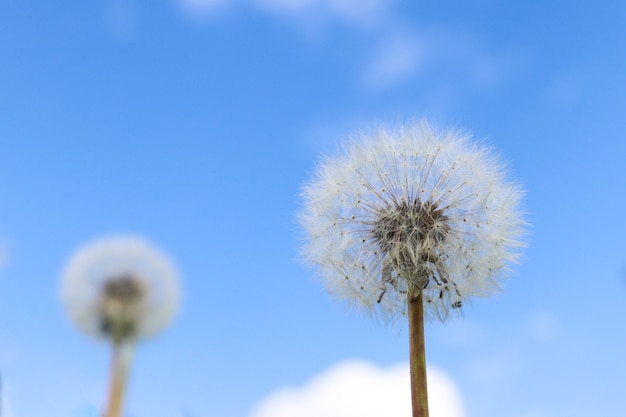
[299,120,526,321]
[61,236,180,344]
[99,273,148,344]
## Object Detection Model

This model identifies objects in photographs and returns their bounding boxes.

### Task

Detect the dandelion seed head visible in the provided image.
[61,235,181,344]
[299,121,526,321]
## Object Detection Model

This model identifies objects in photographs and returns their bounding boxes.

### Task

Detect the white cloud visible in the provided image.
[248,360,465,417]
[171,0,522,92]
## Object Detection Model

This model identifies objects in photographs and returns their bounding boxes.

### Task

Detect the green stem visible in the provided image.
[104,342,134,417]
[408,286,429,417]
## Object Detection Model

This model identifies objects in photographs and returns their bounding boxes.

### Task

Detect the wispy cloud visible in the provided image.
[172,0,525,92]
[362,27,526,91]
[248,360,465,417]
[250,0,393,28]
[178,0,235,16]
[361,32,423,89]
[175,0,393,26]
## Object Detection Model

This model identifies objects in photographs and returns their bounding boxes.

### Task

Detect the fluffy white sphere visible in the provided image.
[299,121,525,321]
[61,236,180,343]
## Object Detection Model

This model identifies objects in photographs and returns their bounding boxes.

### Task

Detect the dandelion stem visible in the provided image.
[104,342,134,417]
[408,285,429,417]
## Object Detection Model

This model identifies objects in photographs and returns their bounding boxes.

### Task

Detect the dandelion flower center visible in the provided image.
[372,199,449,256]
[99,274,147,343]
[371,198,449,283]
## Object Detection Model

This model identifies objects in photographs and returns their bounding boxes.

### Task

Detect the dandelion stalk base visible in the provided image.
[408,286,429,417]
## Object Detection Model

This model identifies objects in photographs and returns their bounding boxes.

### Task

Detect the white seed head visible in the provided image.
[299,121,526,321]
[61,235,181,344]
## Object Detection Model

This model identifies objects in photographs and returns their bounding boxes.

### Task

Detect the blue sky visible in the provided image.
[1,0,626,416]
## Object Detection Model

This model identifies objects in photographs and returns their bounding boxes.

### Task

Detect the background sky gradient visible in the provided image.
[1,1,626,416]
